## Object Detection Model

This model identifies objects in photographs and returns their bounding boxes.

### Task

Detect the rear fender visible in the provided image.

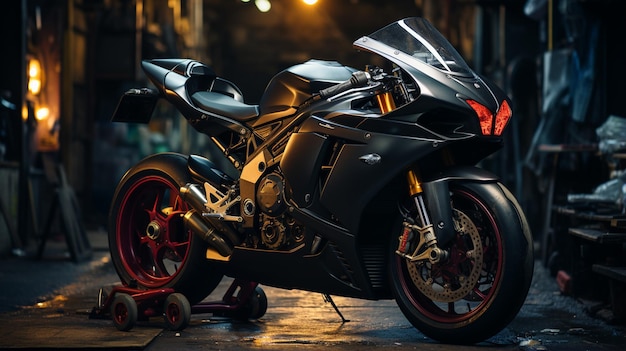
[111,88,158,124]
[422,166,499,246]
[115,152,190,187]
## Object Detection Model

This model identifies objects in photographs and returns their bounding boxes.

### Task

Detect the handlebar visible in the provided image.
[318,71,370,99]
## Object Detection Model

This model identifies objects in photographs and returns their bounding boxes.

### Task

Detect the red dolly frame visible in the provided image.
[91,278,267,331]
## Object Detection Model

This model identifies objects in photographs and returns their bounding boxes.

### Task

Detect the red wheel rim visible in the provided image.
[113,302,128,324]
[166,303,181,323]
[115,175,191,288]
[398,188,504,323]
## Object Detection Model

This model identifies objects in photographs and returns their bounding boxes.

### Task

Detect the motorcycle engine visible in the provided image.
[253,172,305,250]
[258,214,305,249]
[256,172,286,216]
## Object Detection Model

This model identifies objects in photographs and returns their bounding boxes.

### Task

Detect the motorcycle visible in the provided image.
[108,17,533,344]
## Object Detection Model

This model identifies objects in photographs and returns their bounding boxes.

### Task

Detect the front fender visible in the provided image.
[422,166,499,246]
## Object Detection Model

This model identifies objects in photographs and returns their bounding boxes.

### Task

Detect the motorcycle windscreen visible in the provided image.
[355,17,473,77]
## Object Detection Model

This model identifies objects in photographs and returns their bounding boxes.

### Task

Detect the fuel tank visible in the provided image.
[259,59,356,114]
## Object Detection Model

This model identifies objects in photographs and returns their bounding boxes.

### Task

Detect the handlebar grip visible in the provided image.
[318,71,370,99]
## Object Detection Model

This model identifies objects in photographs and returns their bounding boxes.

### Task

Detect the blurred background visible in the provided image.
[1,1,626,312]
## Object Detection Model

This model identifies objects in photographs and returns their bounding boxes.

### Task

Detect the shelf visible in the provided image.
[554,205,624,223]
[538,143,598,153]
[568,227,626,244]
[592,264,626,283]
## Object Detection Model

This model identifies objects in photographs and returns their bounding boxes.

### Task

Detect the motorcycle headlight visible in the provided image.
[493,100,511,136]
[466,99,511,136]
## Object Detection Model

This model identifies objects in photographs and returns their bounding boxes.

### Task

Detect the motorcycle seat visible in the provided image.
[191,91,259,122]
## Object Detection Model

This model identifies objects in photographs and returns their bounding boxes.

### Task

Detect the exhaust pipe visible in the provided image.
[183,210,232,257]
[180,183,240,255]
[179,183,211,213]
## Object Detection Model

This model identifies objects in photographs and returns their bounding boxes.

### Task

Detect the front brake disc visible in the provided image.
[407,209,483,302]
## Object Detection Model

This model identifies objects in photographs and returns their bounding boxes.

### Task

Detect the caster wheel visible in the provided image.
[111,293,137,331]
[248,286,268,320]
[163,293,191,331]
[225,286,268,321]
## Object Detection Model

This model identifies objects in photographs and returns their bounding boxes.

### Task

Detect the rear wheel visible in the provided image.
[390,182,533,344]
[109,154,223,305]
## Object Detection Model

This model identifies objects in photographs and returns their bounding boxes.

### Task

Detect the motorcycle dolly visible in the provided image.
[90,278,267,331]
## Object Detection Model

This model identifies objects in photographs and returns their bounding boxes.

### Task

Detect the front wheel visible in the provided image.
[390,181,533,344]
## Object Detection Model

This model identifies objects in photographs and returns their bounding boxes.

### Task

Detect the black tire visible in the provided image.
[164,293,192,331]
[108,153,223,305]
[111,293,137,331]
[390,181,534,344]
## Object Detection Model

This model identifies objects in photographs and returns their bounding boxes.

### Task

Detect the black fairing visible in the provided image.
[279,132,329,206]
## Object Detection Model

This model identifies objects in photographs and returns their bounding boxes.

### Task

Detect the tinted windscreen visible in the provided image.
[368,18,473,76]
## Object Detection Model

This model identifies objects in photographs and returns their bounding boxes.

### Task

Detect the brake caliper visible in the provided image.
[396,221,447,264]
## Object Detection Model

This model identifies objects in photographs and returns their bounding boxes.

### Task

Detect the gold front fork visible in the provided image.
[396,170,447,263]
[406,170,430,227]
[376,91,396,114]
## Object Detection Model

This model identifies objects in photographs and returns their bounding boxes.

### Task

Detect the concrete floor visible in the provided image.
[0,230,624,350]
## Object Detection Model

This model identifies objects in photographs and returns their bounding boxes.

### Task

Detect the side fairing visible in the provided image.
[282,114,445,234]
[317,134,433,233]
[279,132,330,207]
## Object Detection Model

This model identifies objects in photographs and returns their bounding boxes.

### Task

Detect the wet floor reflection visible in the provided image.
[188,278,431,347]
[143,270,626,351]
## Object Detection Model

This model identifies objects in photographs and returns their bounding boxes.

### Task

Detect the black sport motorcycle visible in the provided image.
[108,17,533,344]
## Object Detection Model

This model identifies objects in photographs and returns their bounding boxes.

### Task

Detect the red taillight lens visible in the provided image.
[466,99,493,135]
[466,99,512,136]
[494,100,512,136]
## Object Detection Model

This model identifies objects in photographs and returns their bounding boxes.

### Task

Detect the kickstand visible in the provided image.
[322,293,350,323]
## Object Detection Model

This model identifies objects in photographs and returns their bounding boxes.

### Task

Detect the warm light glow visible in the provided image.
[28,59,41,78]
[28,58,42,95]
[22,103,28,121]
[28,79,41,95]
[35,106,49,121]
[255,0,271,12]
[241,0,250,2]
[303,0,318,4]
